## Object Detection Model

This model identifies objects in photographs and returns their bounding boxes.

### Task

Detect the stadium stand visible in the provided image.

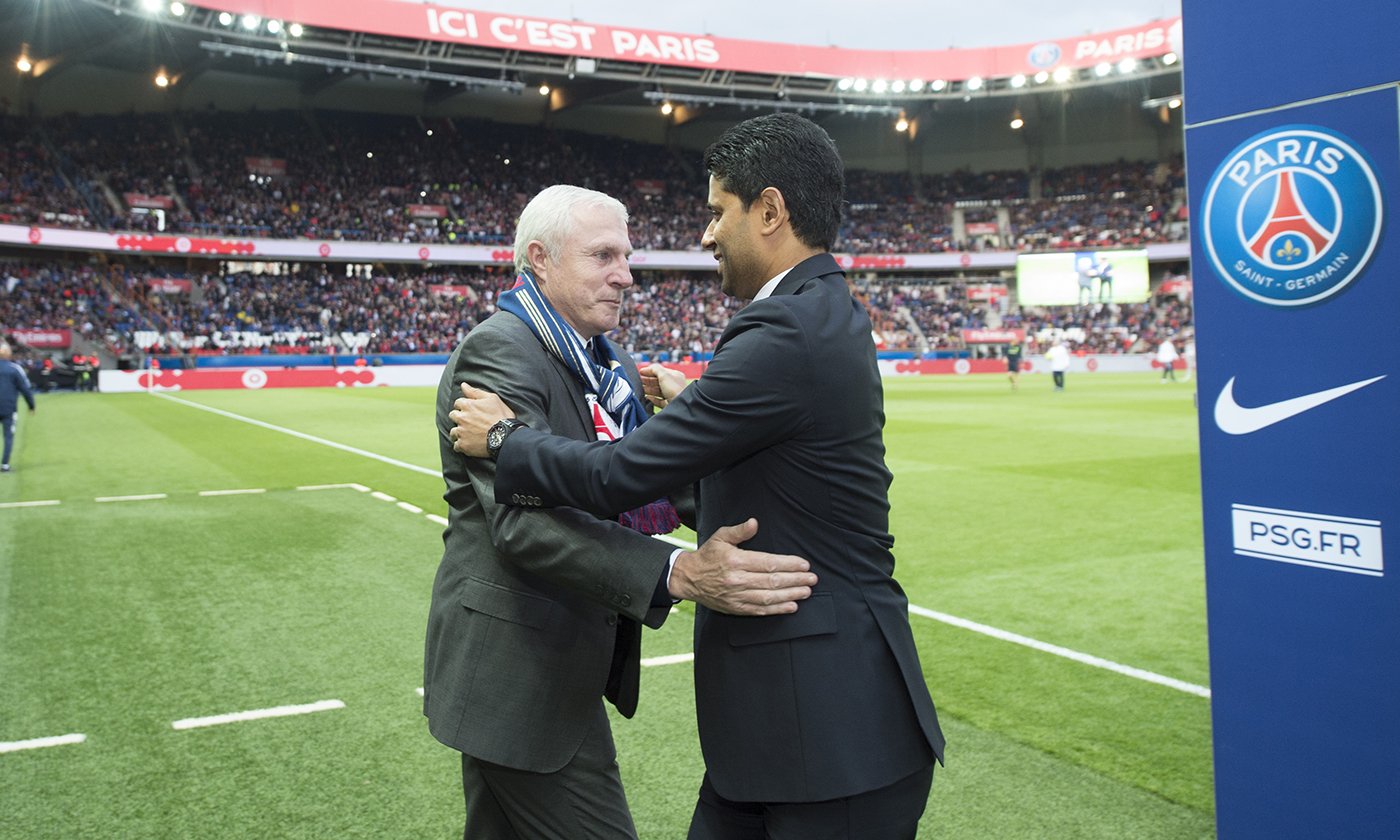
[1,111,1184,254]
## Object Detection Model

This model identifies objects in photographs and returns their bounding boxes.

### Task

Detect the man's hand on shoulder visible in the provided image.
[670,518,817,616]
[449,383,514,457]
[640,363,689,410]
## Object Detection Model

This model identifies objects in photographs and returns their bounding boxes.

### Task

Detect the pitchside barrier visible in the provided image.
[96,354,1183,392]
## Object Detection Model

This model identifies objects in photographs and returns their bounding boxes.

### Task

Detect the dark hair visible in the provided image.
[703,113,845,251]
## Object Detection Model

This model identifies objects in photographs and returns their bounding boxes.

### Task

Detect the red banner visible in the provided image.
[10,328,72,348]
[965,222,1000,236]
[409,204,449,218]
[1160,277,1193,296]
[147,277,193,294]
[245,156,288,176]
[966,284,1010,302]
[634,179,666,196]
[192,1,1180,80]
[962,328,1025,343]
[429,284,472,297]
[124,193,175,210]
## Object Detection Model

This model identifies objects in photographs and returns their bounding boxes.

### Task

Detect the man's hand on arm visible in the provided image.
[669,518,817,616]
[449,383,514,457]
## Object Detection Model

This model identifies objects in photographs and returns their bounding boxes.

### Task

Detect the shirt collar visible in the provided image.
[752,267,794,302]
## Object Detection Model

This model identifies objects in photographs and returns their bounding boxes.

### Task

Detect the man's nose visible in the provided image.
[701,222,716,249]
[613,260,634,286]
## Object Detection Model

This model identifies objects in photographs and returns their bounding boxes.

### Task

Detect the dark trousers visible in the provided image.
[1052,371,1065,389]
[2,413,14,464]
[687,763,935,840]
[460,706,637,840]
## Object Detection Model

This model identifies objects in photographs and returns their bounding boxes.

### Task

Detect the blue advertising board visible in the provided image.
[1184,3,1400,834]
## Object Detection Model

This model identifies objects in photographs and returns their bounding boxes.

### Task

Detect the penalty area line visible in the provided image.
[0,733,87,754]
[172,699,345,731]
[907,604,1211,698]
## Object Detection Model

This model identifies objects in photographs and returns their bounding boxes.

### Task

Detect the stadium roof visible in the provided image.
[4,0,1184,128]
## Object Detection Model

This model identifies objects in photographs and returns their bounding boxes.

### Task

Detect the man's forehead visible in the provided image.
[707,177,739,205]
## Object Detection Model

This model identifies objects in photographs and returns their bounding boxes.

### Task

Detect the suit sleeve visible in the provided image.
[443,325,674,626]
[494,303,811,516]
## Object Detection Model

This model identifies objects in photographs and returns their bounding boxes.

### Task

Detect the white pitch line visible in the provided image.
[397,501,424,514]
[150,392,439,477]
[0,733,87,754]
[296,483,362,491]
[642,652,695,668]
[907,605,1211,698]
[171,699,345,731]
[198,488,266,497]
[426,514,449,527]
[647,534,1207,697]
[95,494,168,503]
[370,491,397,503]
[0,499,61,509]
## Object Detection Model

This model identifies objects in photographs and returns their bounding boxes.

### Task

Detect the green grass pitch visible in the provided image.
[0,373,1212,838]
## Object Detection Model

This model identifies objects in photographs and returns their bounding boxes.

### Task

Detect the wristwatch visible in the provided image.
[486,418,526,461]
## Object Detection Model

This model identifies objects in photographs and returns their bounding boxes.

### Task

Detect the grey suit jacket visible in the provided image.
[423,311,677,773]
[494,254,945,801]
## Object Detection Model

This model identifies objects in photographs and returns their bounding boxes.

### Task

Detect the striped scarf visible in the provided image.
[497,269,679,535]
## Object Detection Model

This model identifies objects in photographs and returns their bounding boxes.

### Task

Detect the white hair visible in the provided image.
[513,185,629,274]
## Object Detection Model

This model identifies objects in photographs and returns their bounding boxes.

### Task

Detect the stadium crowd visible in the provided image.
[3,111,1185,253]
[2,256,1191,362]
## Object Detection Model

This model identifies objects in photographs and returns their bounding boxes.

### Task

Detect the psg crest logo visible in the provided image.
[1201,125,1383,306]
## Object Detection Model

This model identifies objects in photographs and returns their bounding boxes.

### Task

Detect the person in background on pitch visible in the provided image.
[1157,335,1180,383]
[1045,337,1071,391]
[423,184,816,840]
[0,342,36,473]
[1005,337,1024,391]
[449,113,944,840]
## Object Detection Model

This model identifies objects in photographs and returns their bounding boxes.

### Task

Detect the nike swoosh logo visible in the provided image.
[1214,375,1386,435]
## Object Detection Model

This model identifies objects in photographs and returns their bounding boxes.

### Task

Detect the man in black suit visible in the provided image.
[425,184,817,840]
[450,115,944,839]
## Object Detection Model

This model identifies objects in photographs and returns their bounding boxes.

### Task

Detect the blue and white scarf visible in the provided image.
[497,269,680,535]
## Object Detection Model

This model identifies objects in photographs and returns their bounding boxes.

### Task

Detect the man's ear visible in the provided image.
[526,240,550,278]
[756,187,788,236]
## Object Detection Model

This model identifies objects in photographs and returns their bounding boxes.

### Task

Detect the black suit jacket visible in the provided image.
[495,254,945,802]
[423,312,676,773]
